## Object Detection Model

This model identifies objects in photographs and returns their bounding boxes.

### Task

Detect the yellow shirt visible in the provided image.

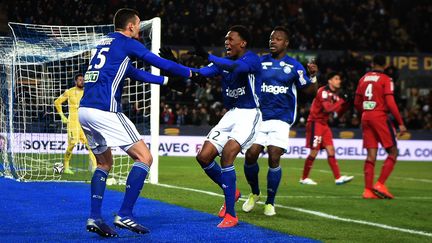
[54,87,83,123]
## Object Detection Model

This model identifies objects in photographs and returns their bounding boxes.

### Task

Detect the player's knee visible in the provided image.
[98,163,112,172]
[137,153,153,165]
[387,146,398,158]
[245,149,259,164]
[268,157,280,168]
[267,153,281,168]
[196,153,211,167]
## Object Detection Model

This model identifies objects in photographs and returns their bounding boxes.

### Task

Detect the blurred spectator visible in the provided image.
[6,0,432,52]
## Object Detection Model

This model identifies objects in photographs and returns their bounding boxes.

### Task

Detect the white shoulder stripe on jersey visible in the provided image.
[290,82,298,125]
[248,73,259,107]
[110,57,130,112]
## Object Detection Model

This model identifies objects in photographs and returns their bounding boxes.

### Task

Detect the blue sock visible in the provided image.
[221,165,236,217]
[244,161,260,195]
[90,168,108,219]
[202,160,222,188]
[118,162,149,217]
[266,166,282,205]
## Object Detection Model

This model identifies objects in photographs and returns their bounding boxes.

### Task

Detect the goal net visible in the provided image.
[2,19,161,184]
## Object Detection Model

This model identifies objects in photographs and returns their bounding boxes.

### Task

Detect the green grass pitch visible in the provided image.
[62,155,432,242]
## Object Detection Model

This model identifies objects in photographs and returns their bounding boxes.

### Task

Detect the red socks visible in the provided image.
[302,155,316,179]
[364,160,375,189]
[327,155,341,179]
[378,155,397,184]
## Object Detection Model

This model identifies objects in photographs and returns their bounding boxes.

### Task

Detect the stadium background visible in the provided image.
[1,0,431,135]
[1,0,431,242]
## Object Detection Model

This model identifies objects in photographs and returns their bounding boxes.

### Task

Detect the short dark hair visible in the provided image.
[229,25,251,46]
[74,73,83,81]
[373,54,386,67]
[273,26,290,40]
[114,8,139,30]
[327,71,340,81]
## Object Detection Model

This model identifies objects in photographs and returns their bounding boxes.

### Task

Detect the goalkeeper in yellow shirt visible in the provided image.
[54,74,97,174]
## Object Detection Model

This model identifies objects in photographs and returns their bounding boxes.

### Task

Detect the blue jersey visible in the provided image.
[260,54,312,124]
[80,32,190,112]
[196,51,262,109]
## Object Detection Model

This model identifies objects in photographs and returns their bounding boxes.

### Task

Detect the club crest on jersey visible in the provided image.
[283,65,292,74]
[226,86,246,98]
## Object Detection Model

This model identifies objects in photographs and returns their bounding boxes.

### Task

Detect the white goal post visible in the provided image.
[1,18,161,184]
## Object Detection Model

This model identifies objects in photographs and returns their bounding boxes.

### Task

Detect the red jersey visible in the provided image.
[307,85,347,123]
[354,71,403,125]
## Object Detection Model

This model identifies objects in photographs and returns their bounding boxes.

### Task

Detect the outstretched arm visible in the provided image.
[128,65,168,85]
[207,54,250,73]
[142,51,191,78]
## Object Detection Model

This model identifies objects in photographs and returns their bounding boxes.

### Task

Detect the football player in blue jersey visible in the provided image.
[241,26,318,216]
[192,25,262,228]
[78,8,193,237]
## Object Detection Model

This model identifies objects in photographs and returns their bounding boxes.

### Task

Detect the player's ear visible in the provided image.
[240,40,247,48]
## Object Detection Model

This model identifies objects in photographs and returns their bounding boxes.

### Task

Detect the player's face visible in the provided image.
[75,76,84,88]
[269,30,288,54]
[130,16,141,39]
[328,75,342,89]
[224,31,245,58]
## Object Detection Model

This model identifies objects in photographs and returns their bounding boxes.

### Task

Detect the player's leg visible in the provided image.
[113,140,151,234]
[242,143,263,213]
[264,145,284,216]
[218,108,261,228]
[80,128,97,171]
[63,139,76,174]
[361,120,380,199]
[325,145,341,179]
[196,141,222,188]
[218,138,242,227]
[300,121,319,185]
[87,147,118,237]
[326,144,354,185]
[373,120,398,199]
[378,145,398,185]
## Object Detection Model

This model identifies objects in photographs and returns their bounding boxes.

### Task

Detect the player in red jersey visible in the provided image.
[300,72,354,185]
[354,55,407,199]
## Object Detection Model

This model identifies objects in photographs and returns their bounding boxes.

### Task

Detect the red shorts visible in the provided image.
[305,121,334,150]
[362,118,397,149]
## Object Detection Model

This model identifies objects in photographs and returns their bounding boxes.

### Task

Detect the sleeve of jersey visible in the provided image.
[385,95,404,125]
[208,54,251,72]
[127,65,166,85]
[322,98,344,113]
[192,63,220,77]
[294,63,311,88]
[354,84,363,113]
[54,91,68,114]
[354,94,363,113]
[127,40,190,78]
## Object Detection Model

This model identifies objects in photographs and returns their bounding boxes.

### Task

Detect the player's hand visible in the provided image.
[192,39,209,60]
[340,89,353,103]
[398,124,408,138]
[60,116,68,124]
[307,58,318,77]
[190,72,207,87]
[165,76,187,93]
[159,47,178,63]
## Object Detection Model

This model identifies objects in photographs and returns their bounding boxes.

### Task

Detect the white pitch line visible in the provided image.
[155,183,432,238]
[275,195,432,200]
[292,168,432,183]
